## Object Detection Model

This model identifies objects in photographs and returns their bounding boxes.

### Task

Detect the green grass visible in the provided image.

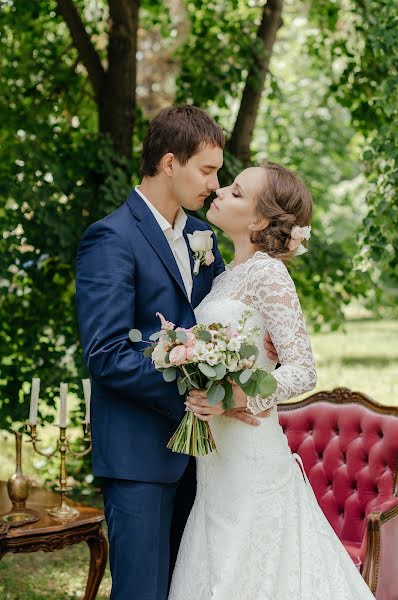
[303,319,398,406]
[0,544,111,599]
[0,318,397,599]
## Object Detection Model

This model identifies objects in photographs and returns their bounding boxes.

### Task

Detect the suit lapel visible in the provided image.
[127,191,190,302]
[183,228,195,274]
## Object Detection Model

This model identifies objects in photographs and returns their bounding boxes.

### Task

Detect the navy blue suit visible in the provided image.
[76,189,225,599]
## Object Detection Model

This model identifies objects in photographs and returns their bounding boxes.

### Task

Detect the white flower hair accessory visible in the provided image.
[187,230,215,275]
[288,225,312,256]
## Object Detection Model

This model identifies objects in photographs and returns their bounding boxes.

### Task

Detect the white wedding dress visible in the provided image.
[168,252,375,600]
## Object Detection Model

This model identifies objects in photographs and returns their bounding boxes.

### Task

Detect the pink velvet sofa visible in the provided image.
[278,387,398,599]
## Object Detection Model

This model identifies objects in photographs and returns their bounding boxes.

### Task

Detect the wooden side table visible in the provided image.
[0,481,108,599]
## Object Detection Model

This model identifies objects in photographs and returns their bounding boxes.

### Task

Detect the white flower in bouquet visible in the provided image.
[224,355,239,372]
[205,349,222,366]
[152,343,169,369]
[227,338,241,352]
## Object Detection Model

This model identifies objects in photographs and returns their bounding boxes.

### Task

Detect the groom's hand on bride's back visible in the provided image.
[264,333,278,362]
[224,407,272,426]
[224,383,272,426]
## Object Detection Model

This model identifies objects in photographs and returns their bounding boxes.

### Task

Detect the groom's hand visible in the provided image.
[225,407,272,425]
[264,333,278,362]
[185,389,225,421]
[225,383,272,426]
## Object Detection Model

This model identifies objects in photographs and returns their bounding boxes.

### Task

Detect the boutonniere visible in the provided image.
[187,230,215,275]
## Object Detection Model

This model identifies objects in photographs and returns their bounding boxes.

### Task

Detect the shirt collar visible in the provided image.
[135,186,187,241]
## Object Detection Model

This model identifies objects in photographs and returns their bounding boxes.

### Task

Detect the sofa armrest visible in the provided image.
[362,497,398,598]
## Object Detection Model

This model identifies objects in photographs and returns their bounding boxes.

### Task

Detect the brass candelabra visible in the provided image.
[25,422,92,520]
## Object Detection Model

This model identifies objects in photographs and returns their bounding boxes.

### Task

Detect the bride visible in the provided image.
[168,161,374,600]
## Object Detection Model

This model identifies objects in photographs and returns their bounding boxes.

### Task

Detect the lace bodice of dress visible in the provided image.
[194,251,317,414]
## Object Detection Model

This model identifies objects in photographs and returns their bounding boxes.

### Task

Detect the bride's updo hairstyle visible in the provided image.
[250,161,313,260]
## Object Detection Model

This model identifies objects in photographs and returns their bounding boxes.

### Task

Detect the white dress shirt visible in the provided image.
[135,186,193,300]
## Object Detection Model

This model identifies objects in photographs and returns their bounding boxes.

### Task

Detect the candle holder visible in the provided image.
[25,422,92,520]
[1,428,40,530]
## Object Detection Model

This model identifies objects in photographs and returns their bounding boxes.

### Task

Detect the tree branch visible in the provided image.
[57,0,105,101]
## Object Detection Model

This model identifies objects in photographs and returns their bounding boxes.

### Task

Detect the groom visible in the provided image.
[76,105,276,600]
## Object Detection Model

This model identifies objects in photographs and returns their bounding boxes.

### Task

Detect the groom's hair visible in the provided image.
[140,105,225,177]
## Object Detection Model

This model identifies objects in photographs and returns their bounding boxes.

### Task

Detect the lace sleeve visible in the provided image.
[245,258,317,414]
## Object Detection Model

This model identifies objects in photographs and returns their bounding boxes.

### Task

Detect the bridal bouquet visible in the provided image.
[129,311,277,456]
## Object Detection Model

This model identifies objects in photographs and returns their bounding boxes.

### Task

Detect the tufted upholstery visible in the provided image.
[278,388,398,598]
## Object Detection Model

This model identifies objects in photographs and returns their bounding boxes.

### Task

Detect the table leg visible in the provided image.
[84,525,108,600]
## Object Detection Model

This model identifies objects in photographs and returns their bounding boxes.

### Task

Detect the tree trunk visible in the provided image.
[228,0,284,164]
[57,0,140,167]
[98,0,140,164]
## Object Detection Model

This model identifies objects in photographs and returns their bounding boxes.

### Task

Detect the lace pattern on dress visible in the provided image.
[202,252,317,414]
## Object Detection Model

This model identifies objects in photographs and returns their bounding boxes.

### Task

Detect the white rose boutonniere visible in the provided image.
[187,230,215,275]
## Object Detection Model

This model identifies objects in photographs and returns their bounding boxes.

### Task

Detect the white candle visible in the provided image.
[59,383,68,428]
[28,378,40,425]
[82,378,91,425]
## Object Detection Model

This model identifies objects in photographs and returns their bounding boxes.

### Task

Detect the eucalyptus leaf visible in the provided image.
[143,345,155,357]
[214,363,227,380]
[176,330,188,343]
[240,344,258,360]
[222,380,234,410]
[258,373,278,398]
[239,377,258,398]
[198,363,217,378]
[177,377,187,395]
[239,369,253,385]
[207,383,225,405]
[197,330,212,342]
[129,329,143,343]
[163,368,177,382]
[168,330,176,342]
[149,331,161,341]
[228,371,241,385]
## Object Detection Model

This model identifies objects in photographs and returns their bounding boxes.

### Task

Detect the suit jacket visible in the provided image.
[75,189,225,482]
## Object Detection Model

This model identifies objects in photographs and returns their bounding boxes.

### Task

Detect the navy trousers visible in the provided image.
[102,458,196,600]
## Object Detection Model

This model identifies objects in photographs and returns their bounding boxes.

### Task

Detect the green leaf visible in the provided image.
[258,373,278,398]
[177,377,187,395]
[228,371,241,385]
[214,363,227,380]
[143,345,155,357]
[240,344,258,360]
[197,330,212,342]
[167,330,177,342]
[198,363,217,378]
[129,329,143,343]
[239,370,260,397]
[207,383,225,405]
[222,380,234,410]
[239,369,253,384]
[149,331,161,341]
[163,368,177,382]
[176,330,188,343]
